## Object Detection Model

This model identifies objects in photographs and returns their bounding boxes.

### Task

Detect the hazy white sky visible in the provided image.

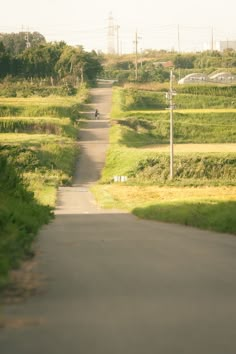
[1,0,236,52]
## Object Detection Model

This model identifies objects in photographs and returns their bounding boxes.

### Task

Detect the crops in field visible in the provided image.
[94,85,236,234]
[112,87,236,114]
[0,117,78,138]
[0,86,87,288]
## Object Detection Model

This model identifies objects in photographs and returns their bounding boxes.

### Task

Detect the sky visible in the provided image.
[1,0,236,53]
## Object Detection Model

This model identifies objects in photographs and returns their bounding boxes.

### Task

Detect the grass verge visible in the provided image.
[92,86,236,235]
[92,184,236,235]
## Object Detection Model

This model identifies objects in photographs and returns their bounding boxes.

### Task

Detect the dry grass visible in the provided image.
[0,95,80,106]
[127,108,236,114]
[142,143,236,153]
[92,184,236,210]
[0,246,46,306]
[0,133,67,144]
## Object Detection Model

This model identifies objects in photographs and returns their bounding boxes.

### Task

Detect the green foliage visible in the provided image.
[0,137,79,287]
[0,103,81,121]
[133,200,236,234]
[131,154,236,183]
[115,111,236,145]
[0,117,79,139]
[173,54,197,68]
[101,142,236,185]
[103,87,236,186]
[98,84,236,235]
[137,62,170,83]
[117,88,167,111]
[175,94,236,109]
[0,32,102,84]
[0,83,77,98]
[0,155,52,287]
[0,32,46,56]
[113,86,236,113]
[176,84,236,97]
[0,85,85,288]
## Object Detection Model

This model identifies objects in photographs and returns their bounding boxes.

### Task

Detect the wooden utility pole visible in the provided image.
[177,24,180,53]
[134,31,138,80]
[169,70,174,180]
[116,25,120,55]
[211,27,214,51]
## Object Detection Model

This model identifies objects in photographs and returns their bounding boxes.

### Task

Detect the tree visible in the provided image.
[55,46,102,85]
[20,42,66,78]
[139,62,169,82]
[173,54,196,69]
[0,32,46,56]
[0,41,10,77]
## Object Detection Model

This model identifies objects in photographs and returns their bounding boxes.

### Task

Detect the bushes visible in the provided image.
[0,143,79,185]
[0,155,52,287]
[0,138,79,287]
[133,200,236,234]
[0,85,85,289]
[0,83,78,98]
[121,89,167,110]
[131,154,236,183]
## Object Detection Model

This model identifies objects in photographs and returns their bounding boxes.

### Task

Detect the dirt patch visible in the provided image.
[0,247,46,305]
[0,317,45,329]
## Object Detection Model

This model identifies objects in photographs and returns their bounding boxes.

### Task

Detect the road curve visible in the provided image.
[0,83,236,354]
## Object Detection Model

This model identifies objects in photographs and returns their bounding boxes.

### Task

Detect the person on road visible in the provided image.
[94,109,99,119]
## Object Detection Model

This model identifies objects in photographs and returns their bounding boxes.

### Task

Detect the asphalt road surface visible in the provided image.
[1,83,236,354]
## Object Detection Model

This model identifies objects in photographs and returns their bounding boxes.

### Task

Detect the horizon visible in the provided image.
[1,0,236,53]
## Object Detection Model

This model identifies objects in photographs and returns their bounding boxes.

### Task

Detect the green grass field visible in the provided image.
[0,88,88,288]
[93,86,236,234]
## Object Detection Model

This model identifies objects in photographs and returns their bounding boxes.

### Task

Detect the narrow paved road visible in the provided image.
[1,83,236,354]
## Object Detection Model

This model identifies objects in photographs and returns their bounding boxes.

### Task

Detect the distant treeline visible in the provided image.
[0,32,103,84]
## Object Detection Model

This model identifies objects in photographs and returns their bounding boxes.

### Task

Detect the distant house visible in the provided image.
[178,73,209,84]
[209,72,236,82]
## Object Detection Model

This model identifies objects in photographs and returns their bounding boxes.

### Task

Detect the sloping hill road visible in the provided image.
[1,83,236,354]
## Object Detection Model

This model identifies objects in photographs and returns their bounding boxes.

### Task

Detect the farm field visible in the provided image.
[93,85,236,234]
[142,143,236,153]
[0,89,86,287]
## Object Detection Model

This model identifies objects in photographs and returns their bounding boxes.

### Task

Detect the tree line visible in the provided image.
[0,32,103,84]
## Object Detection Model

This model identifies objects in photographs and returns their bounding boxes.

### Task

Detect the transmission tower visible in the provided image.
[107,12,115,54]
[25,30,31,49]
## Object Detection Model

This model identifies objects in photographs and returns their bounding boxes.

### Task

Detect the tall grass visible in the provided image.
[0,117,79,138]
[112,87,236,115]
[94,86,236,235]
[0,156,52,288]
[133,200,236,234]
[114,112,236,146]
[0,87,87,289]
[0,103,81,121]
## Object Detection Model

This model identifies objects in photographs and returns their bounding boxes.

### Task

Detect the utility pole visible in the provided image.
[25,30,31,49]
[211,27,214,51]
[167,69,176,180]
[107,12,115,54]
[177,24,180,53]
[116,25,120,55]
[134,30,141,80]
[120,40,122,55]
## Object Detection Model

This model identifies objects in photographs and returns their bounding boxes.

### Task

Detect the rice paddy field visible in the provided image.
[0,89,86,287]
[93,86,236,235]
